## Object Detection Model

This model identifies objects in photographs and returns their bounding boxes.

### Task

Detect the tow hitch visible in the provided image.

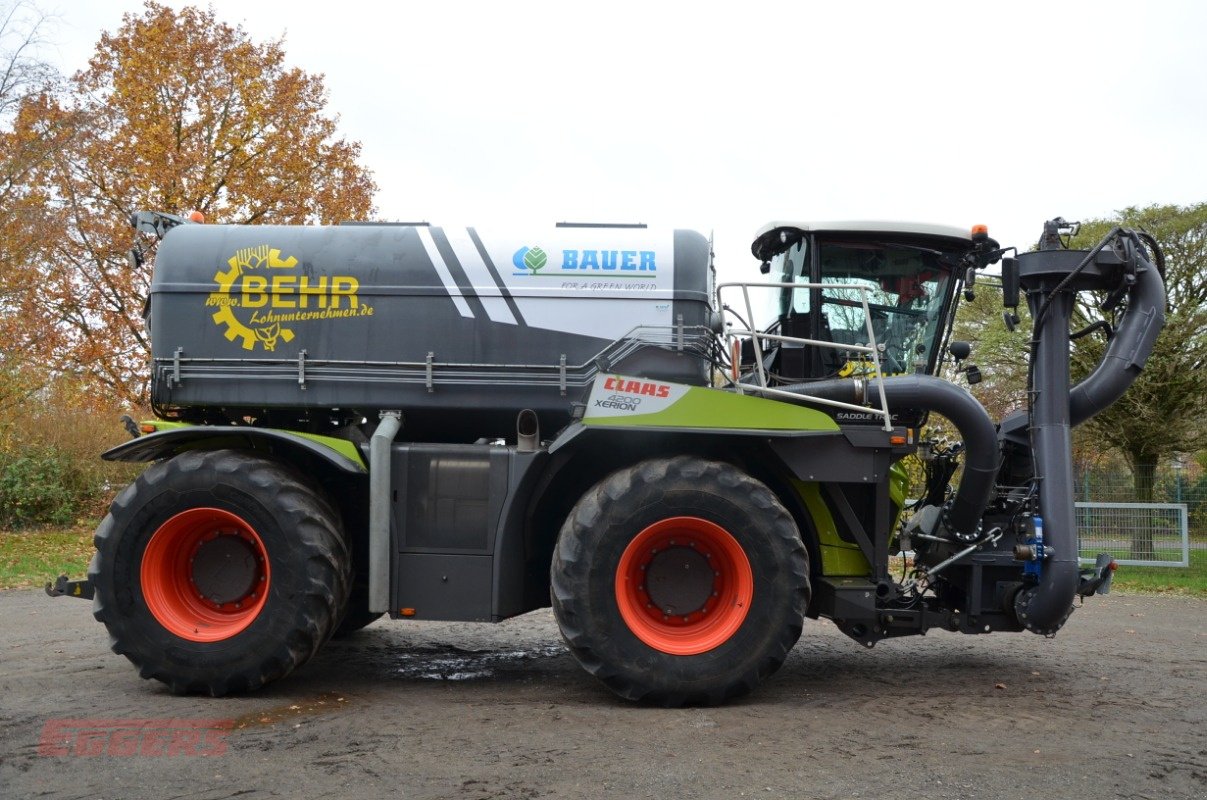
[1077,554,1117,597]
[45,575,94,600]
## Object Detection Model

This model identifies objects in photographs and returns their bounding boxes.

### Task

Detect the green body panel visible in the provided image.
[888,460,909,528]
[144,420,191,432]
[583,385,840,432]
[792,462,910,577]
[291,431,365,467]
[795,480,871,577]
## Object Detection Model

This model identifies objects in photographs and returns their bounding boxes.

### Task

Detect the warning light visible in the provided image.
[188,210,205,223]
[140,423,157,434]
[971,224,989,241]
[400,607,416,617]
[889,435,907,446]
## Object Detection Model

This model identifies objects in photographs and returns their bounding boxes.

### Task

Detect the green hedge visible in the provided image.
[0,445,105,528]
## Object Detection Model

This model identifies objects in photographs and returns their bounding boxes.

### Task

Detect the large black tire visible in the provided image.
[551,456,810,706]
[332,579,384,637]
[90,450,350,695]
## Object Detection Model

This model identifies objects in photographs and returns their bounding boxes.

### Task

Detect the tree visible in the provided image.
[0,1,65,419]
[1067,204,1207,497]
[949,280,1031,421]
[10,2,376,404]
[0,0,54,119]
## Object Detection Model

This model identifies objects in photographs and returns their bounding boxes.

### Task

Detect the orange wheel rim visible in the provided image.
[614,516,753,655]
[141,508,270,642]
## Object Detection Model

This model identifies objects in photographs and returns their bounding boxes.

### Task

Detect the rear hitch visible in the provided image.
[1077,554,1117,598]
[45,574,94,600]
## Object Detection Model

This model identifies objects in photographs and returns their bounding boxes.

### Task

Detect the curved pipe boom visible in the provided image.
[778,374,999,537]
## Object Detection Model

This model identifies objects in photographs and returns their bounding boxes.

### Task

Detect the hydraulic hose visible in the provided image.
[776,375,999,537]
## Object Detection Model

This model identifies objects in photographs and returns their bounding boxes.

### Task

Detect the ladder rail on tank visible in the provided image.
[149,325,720,395]
[715,281,893,432]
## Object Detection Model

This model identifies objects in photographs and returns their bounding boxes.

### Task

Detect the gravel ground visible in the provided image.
[0,588,1204,800]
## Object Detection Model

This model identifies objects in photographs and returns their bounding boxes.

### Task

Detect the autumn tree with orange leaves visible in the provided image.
[5,2,376,406]
[0,1,65,415]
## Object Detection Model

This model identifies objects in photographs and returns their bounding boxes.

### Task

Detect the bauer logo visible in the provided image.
[205,246,374,352]
[511,246,656,276]
[512,246,548,274]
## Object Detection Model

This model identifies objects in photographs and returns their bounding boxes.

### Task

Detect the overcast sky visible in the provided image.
[39,0,1207,282]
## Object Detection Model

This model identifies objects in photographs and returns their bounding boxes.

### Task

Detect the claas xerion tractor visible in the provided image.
[48,212,1165,704]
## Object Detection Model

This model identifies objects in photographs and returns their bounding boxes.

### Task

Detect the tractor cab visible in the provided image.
[744,221,974,385]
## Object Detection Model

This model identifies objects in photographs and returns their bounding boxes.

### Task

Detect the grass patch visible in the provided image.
[1,527,94,590]
[1109,548,1207,597]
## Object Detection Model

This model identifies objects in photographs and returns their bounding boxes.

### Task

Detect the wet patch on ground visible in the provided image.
[391,643,569,681]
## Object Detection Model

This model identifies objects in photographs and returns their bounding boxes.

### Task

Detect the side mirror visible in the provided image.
[1001,257,1021,331]
[1001,257,1020,309]
[948,340,972,362]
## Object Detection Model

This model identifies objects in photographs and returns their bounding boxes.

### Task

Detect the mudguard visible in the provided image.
[101,424,366,473]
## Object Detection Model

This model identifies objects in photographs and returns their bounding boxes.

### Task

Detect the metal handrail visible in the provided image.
[716,281,893,430]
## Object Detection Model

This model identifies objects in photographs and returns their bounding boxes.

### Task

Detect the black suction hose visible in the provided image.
[776,375,999,537]
[1068,258,1166,426]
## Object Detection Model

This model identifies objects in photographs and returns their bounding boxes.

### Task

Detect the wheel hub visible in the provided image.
[190,532,260,605]
[643,546,714,615]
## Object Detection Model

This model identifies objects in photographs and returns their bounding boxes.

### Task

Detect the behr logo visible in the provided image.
[206,245,373,352]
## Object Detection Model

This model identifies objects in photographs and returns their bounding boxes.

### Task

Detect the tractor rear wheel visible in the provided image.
[551,456,810,705]
[91,450,350,695]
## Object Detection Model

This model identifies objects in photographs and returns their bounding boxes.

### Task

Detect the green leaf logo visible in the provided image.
[524,246,547,273]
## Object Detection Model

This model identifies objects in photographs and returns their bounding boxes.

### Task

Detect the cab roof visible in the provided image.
[752,220,974,261]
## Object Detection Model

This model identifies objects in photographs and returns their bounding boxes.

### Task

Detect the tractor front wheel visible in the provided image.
[551,456,810,705]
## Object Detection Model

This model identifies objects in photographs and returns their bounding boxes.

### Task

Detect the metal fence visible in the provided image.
[1075,461,1206,537]
[1075,501,1190,567]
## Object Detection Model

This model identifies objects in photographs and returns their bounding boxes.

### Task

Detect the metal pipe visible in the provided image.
[368,411,402,614]
[1012,287,1080,634]
[516,409,539,453]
